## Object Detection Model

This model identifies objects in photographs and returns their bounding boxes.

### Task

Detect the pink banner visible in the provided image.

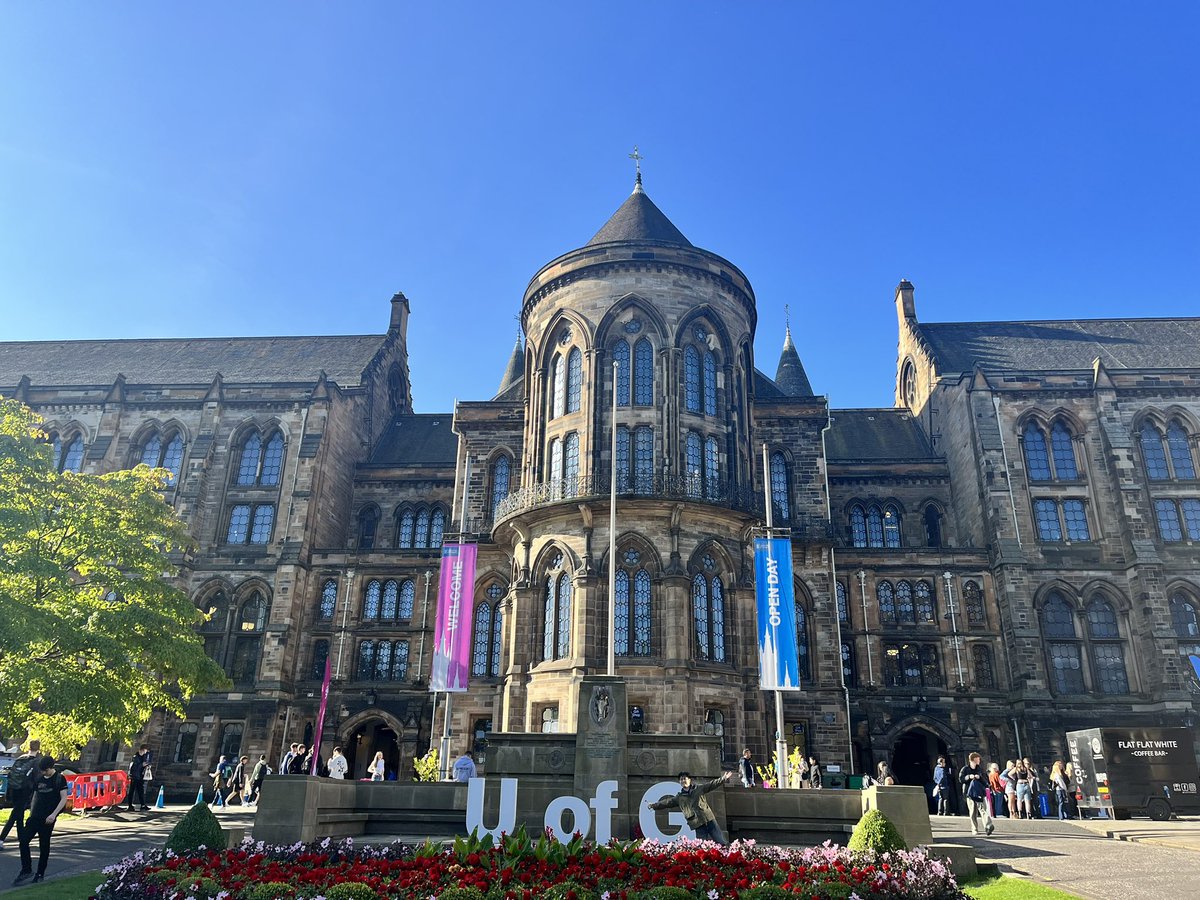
[430,542,477,692]
[310,654,332,774]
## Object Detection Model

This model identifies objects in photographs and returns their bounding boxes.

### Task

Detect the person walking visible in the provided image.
[1050,760,1071,820]
[224,756,249,805]
[247,755,271,803]
[648,771,734,844]
[126,744,153,811]
[0,740,40,850]
[932,756,950,815]
[209,755,232,805]
[959,752,994,837]
[280,742,298,776]
[11,756,69,886]
[452,751,477,783]
[368,751,386,781]
[327,747,348,780]
[738,748,757,788]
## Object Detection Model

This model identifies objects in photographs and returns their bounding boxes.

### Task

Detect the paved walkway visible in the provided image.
[931,817,1200,899]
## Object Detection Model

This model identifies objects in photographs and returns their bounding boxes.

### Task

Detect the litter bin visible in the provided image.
[827,773,847,789]
[847,774,864,790]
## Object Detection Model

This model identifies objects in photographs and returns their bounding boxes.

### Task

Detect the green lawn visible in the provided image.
[4,872,104,900]
[961,869,1080,899]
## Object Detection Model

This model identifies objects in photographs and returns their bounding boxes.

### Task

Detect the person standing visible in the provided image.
[808,755,823,790]
[1013,758,1033,820]
[648,771,734,844]
[959,752,994,837]
[368,751,386,781]
[280,742,298,776]
[987,763,1006,818]
[932,756,950,815]
[452,751,477,783]
[876,760,896,786]
[287,744,309,775]
[0,740,40,850]
[1050,760,1071,820]
[11,756,69,886]
[327,747,348,780]
[738,748,756,788]
[247,755,271,803]
[126,744,152,811]
[1002,759,1018,819]
[1063,761,1079,818]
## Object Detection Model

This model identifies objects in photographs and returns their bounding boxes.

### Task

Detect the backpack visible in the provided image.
[7,755,38,793]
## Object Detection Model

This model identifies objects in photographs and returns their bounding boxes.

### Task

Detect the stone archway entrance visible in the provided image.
[882,718,961,814]
[340,712,404,781]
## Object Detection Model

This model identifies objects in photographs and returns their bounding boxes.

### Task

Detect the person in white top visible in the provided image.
[369,751,386,781]
[327,747,348,780]
[452,752,477,782]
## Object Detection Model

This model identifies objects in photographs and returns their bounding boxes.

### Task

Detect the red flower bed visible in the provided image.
[95,829,965,899]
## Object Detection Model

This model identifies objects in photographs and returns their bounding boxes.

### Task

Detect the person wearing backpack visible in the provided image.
[959,752,994,836]
[209,755,232,805]
[0,740,40,849]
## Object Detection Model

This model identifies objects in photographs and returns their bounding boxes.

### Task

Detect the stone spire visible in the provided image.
[775,318,814,397]
[496,336,524,396]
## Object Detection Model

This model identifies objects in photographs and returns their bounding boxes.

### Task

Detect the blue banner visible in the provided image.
[753,538,802,691]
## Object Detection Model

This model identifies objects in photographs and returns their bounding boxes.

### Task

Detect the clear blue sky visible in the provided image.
[2,3,1197,413]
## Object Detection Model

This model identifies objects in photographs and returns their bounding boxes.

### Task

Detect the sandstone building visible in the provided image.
[3,181,1198,791]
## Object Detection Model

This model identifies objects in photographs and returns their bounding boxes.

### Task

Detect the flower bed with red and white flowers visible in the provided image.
[94,830,966,900]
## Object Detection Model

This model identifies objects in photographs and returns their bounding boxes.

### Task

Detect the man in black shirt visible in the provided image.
[126,744,152,811]
[0,739,40,849]
[12,756,69,885]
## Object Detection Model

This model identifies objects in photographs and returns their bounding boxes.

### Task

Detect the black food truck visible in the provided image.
[1066,727,1200,821]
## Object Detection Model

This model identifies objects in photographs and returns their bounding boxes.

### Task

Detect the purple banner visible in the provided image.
[430,543,477,692]
[310,655,332,774]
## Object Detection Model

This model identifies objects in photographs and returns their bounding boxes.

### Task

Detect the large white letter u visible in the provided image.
[466,776,518,840]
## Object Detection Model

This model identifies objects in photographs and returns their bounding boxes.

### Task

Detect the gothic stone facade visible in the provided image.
[2,187,1197,789]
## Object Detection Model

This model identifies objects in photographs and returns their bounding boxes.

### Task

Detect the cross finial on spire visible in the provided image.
[629,145,644,189]
[785,303,792,338]
[513,312,523,344]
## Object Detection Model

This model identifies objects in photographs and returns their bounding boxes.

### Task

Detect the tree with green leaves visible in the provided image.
[0,398,227,758]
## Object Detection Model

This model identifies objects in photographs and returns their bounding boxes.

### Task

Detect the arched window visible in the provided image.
[261,432,284,484]
[381,580,398,619]
[633,338,653,406]
[896,581,915,623]
[472,602,493,676]
[1170,592,1200,659]
[836,581,849,625]
[973,644,995,689]
[238,593,267,632]
[1086,596,1128,695]
[850,505,867,547]
[566,348,582,414]
[542,568,572,662]
[430,508,445,546]
[882,504,901,549]
[923,504,942,547]
[704,436,720,500]
[415,508,431,548]
[795,600,810,681]
[1050,422,1078,479]
[398,580,415,620]
[685,432,702,497]
[138,431,185,484]
[613,340,631,407]
[615,426,631,491]
[963,580,985,626]
[614,550,652,657]
[883,642,941,687]
[356,640,375,680]
[692,570,727,663]
[363,580,381,619]
[703,349,717,416]
[866,506,884,547]
[549,438,563,491]
[311,639,330,679]
[878,581,896,624]
[138,434,160,469]
[770,452,790,522]
[841,641,857,687]
[684,345,701,413]
[235,430,284,485]
[490,455,511,519]
[60,434,85,473]
[358,507,379,550]
[914,580,935,622]
[1023,424,1052,481]
[397,509,415,549]
[1140,424,1170,481]
[551,353,566,419]
[564,432,580,494]
[1042,592,1084,694]
[231,592,266,683]
[1167,421,1196,479]
[318,579,337,620]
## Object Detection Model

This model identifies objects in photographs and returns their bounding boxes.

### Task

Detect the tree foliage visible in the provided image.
[0,398,226,756]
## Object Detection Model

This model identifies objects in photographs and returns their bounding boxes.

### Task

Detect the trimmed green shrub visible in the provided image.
[847,808,908,853]
[165,802,226,853]
[324,884,380,900]
[542,882,597,900]
[435,888,486,900]
[241,882,297,900]
[738,887,795,900]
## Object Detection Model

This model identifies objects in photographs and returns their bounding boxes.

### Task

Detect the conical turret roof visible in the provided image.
[586,183,692,247]
[495,338,524,398]
[775,326,814,396]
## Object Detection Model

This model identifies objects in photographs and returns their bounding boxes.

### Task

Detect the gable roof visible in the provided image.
[586,186,692,247]
[369,413,458,466]
[826,409,939,462]
[0,334,387,388]
[917,318,1200,374]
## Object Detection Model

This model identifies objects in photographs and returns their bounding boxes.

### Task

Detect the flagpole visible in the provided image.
[608,360,618,677]
[763,443,789,788]
[440,454,471,781]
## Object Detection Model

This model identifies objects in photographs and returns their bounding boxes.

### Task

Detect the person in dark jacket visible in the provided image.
[738,749,757,788]
[12,756,69,886]
[0,740,40,848]
[287,744,310,775]
[959,752,994,836]
[126,744,152,811]
[649,771,734,844]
